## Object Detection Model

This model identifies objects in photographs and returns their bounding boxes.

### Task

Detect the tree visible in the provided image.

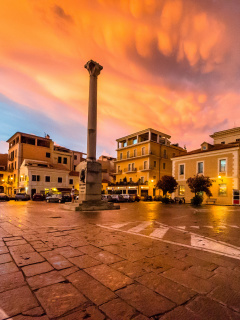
[156,175,178,197]
[187,175,212,197]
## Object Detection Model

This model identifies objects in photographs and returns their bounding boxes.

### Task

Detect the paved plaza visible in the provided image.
[0,201,240,320]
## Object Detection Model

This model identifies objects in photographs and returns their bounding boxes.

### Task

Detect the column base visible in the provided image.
[61,200,120,211]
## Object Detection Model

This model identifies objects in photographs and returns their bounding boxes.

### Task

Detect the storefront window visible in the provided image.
[219,184,227,196]
[179,185,185,196]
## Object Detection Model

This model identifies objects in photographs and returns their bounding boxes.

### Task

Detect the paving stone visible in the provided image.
[209,285,240,312]
[160,306,201,320]
[100,298,137,320]
[93,250,124,264]
[27,270,65,290]
[210,273,240,291]
[53,246,85,258]
[3,236,23,241]
[111,260,148,279]
[85,264,133,291]
[187,296,240,320]
[0,253,12,264]
[132,315,150,320]
[5,239,27,246]
[41,253,73,270]
[59,266,79,277]
[181,255,218,271]
[0,261,18,275]
[0,286,39,319]
[36,282,87,318]
[69,255,102,269]
[9,243,35,254]
[137,272,196,305]
[11,316,49,320]
[0,271,26,293]
[145,255,190,271]
[116,284,175,317]
[22,306,45,316]
[77,244,102,255]
[163,268,214,294]
[0,246,8,254]
[67,270,116,305]
[22,261,54,277]
[58,306,105,320]
[11,251,45,267]
[186,265,214,279]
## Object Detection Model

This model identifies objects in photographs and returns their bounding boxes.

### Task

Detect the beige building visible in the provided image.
[109,128,186,197]
[6,132,85,196]
[172,127,240,205]
[0,154,9,194]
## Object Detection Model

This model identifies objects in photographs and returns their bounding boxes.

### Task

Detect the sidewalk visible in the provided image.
[0,214,240,319]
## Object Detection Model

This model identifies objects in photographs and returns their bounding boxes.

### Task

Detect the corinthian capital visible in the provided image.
[84,60,103,77]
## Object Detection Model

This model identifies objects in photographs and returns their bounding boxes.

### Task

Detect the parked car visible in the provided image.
[15,193,30,201]
[109,194,125,203]
[46,193,71,203]
[143,195,153,201]
[32,193,45,201]
[0,193,9,201]
[122,194,135,202]
[101,195,111,202]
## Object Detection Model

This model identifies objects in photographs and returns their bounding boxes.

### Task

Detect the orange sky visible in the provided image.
[0,0,240,155]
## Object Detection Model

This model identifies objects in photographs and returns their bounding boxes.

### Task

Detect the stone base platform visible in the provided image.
[61,200,120,211]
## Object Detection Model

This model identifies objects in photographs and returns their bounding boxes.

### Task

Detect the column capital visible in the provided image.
[84,60,103,77]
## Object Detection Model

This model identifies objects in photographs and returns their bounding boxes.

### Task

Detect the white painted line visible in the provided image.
[219,226,227,229]
[190,226,200,229]
[191,234,240,259]
[176,226,186,230]
[149,227,169,239]
[227,225,239,228]
[127,221,152,233]
[110,222,131,229]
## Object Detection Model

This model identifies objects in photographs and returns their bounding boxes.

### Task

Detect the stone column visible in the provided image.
[84,60,103,161]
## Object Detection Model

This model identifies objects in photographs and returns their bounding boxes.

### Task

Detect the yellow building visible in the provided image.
[109,128,186,197]
[172,127,240,205]
[0,154,9,194]
[6,132,85,196]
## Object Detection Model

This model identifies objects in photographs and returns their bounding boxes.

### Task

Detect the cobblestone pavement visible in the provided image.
[0,201,240,320]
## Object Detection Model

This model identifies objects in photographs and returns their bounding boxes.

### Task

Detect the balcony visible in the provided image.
[113,170,122,175]
[124,168,137,173]
[8,156,14,161]
[139,165,154,171]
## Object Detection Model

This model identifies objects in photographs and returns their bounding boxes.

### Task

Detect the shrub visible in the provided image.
[191,194,203,206]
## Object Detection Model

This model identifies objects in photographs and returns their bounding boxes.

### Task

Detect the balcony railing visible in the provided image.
[124,168,137,173]
[139,165,154,171]
[109,181,149,187]
[8,156,14,161]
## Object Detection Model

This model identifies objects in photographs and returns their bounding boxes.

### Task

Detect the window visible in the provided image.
[15,149,17,158]
[120,153,123,160]
[133,138,137,144]
[46,152,51,158]
[134,149,137,157]
[163,150,167,158]
[74,165,76,170]
[45,176,50,182]
[202,146,206,150]
[63,158,67,164]
[219,184,227,196]
[221,141,225,144]
[219,159,226,172]
[58,177,62,183]
[69,179,73,185]
[129,177,132,182]
[144,161,147,169]
[128,164,131,171]
[123,141,127,147]
[236,139,240,142]
[32,175,36,181]
[58,157,62,163]
[154,161,156,168]
[140,177,144,183]
[163,163,166,169]
[198,162,203,174]
[118,166,120,172]
[74,155,77,160]
[179,164,184,175]
[131,163,135,171]
[127,151,130,158]
[142,147,145,155]
[179,185,185,196]
[15,162,16,169]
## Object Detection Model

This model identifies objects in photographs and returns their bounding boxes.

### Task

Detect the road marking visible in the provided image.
[110,222,131,229]
[176,226,186,230]
[149,227,169,238]
[127,221,152,233]
[226,225,239,228]
[97,221,240,261]
[190,226,199,229]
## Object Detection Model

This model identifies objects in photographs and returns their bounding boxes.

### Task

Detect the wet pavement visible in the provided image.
[0,201,240,319]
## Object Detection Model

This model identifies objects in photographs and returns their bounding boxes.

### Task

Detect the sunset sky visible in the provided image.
[0,0,240,156]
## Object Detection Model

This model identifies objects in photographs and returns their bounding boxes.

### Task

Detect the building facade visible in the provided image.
[0,154,8,194]
[6,132,85,196]
[172,127,240,205]
[109,128,186,197]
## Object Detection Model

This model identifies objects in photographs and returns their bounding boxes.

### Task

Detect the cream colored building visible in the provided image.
[109,128,186,197]
[6,132,85,196]
[0,154,9,194]
[172,127,240,205]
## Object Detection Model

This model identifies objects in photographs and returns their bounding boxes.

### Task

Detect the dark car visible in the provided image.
[0,193,9,201]
[143,195,153,201]
[109,194,125,203]
[15,193,30,201]
[32,193,45,201]
[61,194,71,203]
[46,194,71,203]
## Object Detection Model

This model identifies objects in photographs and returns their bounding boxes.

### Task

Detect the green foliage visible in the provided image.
[187,175,212,197]
[156,175,178,197]
[191,195,203,206]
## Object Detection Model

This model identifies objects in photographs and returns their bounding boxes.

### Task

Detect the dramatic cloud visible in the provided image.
[0,0,240,155]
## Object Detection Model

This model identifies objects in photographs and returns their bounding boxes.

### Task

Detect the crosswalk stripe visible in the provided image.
[227,225,239,228]
[191,234,240,259]
[149,227,169,239]
[110,222,131,229]
[176,226,186,230]
[190,226,199,229]
[127,221,152,233]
